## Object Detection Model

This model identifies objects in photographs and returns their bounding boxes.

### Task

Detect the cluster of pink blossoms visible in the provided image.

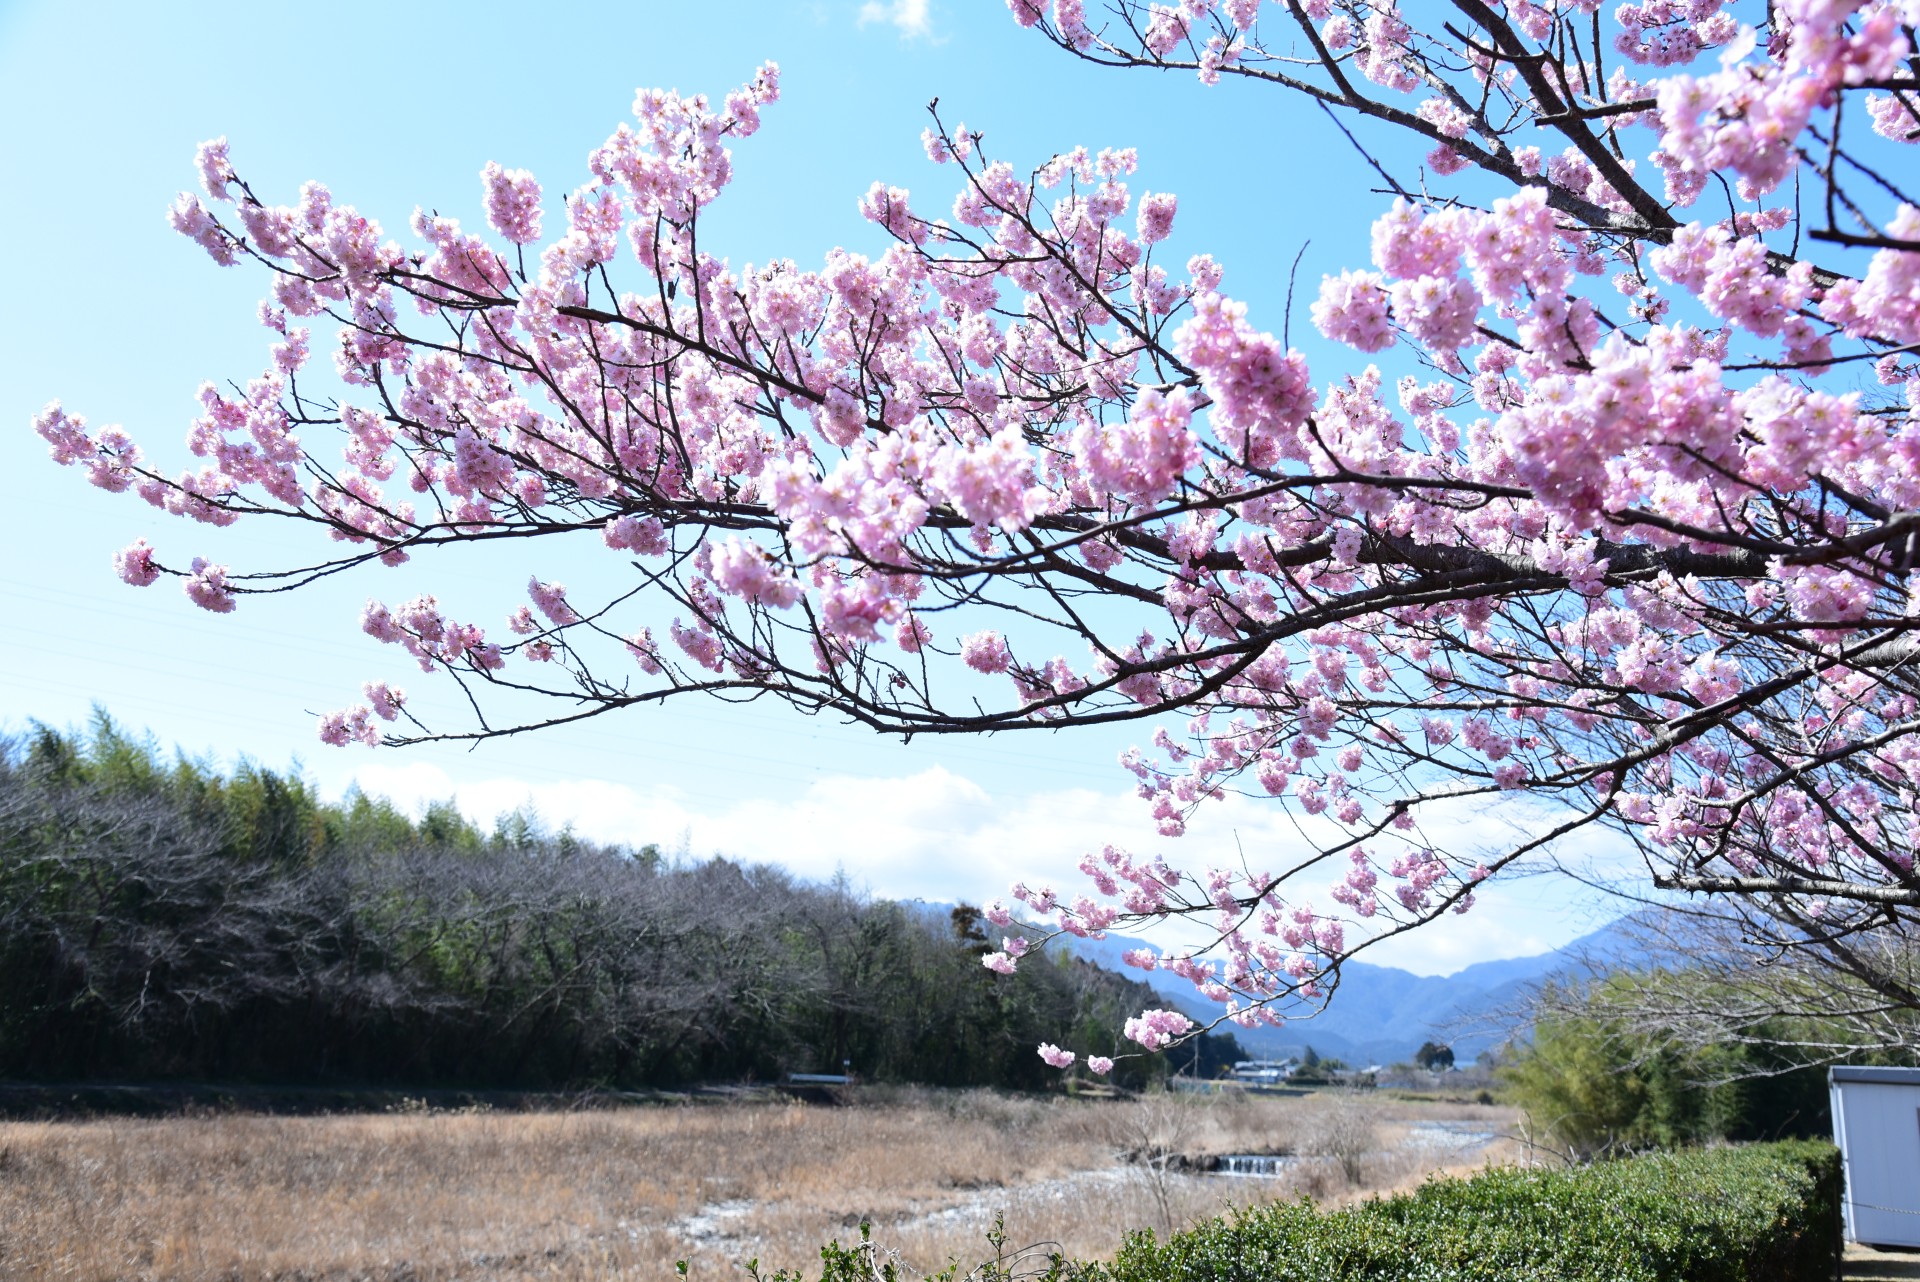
[1037,1043,1116,1073]
[1122,1009,1196,1052]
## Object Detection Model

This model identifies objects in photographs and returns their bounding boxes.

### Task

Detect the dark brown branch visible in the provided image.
[1655,873,1920,907]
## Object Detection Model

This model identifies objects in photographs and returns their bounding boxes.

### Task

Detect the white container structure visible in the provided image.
[1829,1064,1920,1247]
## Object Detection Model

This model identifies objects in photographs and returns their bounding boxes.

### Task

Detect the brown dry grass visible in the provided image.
[0,1088,1519,1282]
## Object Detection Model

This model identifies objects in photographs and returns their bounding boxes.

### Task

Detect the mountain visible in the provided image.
[1061,914,1644,1067]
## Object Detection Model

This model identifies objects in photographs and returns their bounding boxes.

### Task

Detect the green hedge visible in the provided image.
[788,1141,1841,1282]
[1083,1141,1841,1282]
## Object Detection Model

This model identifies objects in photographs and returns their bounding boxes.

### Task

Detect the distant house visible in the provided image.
[1230,1058,1297,1086]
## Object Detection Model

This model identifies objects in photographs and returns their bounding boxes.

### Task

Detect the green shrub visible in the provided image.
[1074,1141,1840,1282]
[788,1143,1841,1282]
[1499,974,1843,1156]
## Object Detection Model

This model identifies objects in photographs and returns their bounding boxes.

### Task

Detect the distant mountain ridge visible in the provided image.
[1060,915,1641,1066]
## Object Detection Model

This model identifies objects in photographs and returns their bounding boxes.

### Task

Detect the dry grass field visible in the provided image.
[0,1088,1519,1282]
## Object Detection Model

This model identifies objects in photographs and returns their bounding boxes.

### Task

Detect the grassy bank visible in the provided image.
[0,1087,1512,1281]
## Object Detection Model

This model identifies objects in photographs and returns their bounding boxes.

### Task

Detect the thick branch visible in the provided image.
[1654,874,1920,907]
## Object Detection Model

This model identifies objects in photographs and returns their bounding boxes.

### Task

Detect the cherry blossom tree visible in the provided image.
[34,0,1920,1063]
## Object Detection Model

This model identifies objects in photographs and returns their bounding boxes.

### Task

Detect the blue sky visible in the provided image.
[0,0,1622,973]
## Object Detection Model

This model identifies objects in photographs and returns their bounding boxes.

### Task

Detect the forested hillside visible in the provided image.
[0,716,1167,1091]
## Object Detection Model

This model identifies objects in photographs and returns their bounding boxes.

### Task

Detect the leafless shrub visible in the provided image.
[1100,1088,1212,1236]
[1298,1090,1379,1185]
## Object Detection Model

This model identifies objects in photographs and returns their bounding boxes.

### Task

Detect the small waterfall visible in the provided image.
[1215,1153,1292,1177]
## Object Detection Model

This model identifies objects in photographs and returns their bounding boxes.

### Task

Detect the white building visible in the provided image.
[1829,1065,1920,1248]
[1230,1058,1296,1085]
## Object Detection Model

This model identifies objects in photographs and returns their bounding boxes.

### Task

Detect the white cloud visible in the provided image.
[858,0,934,39]
[340,760,1627,978]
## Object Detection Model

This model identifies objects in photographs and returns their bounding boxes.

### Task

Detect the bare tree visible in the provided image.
[1520,896,1920,1061]
[1105,1088,1207,1235]
[1301,1089,1379,1186]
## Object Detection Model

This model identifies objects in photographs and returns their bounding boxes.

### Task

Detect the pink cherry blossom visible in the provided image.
[527,578,580,626]
[184,558,235,613]
[363,681,406,721]
[1037,1042,1076,1068]
[1123,1008,1194,1051]
[114,539,161,587]
[482,162,544,245]
[1312,270,1395,352]
[961,631,1013,674]
[1137,190,1178,243]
